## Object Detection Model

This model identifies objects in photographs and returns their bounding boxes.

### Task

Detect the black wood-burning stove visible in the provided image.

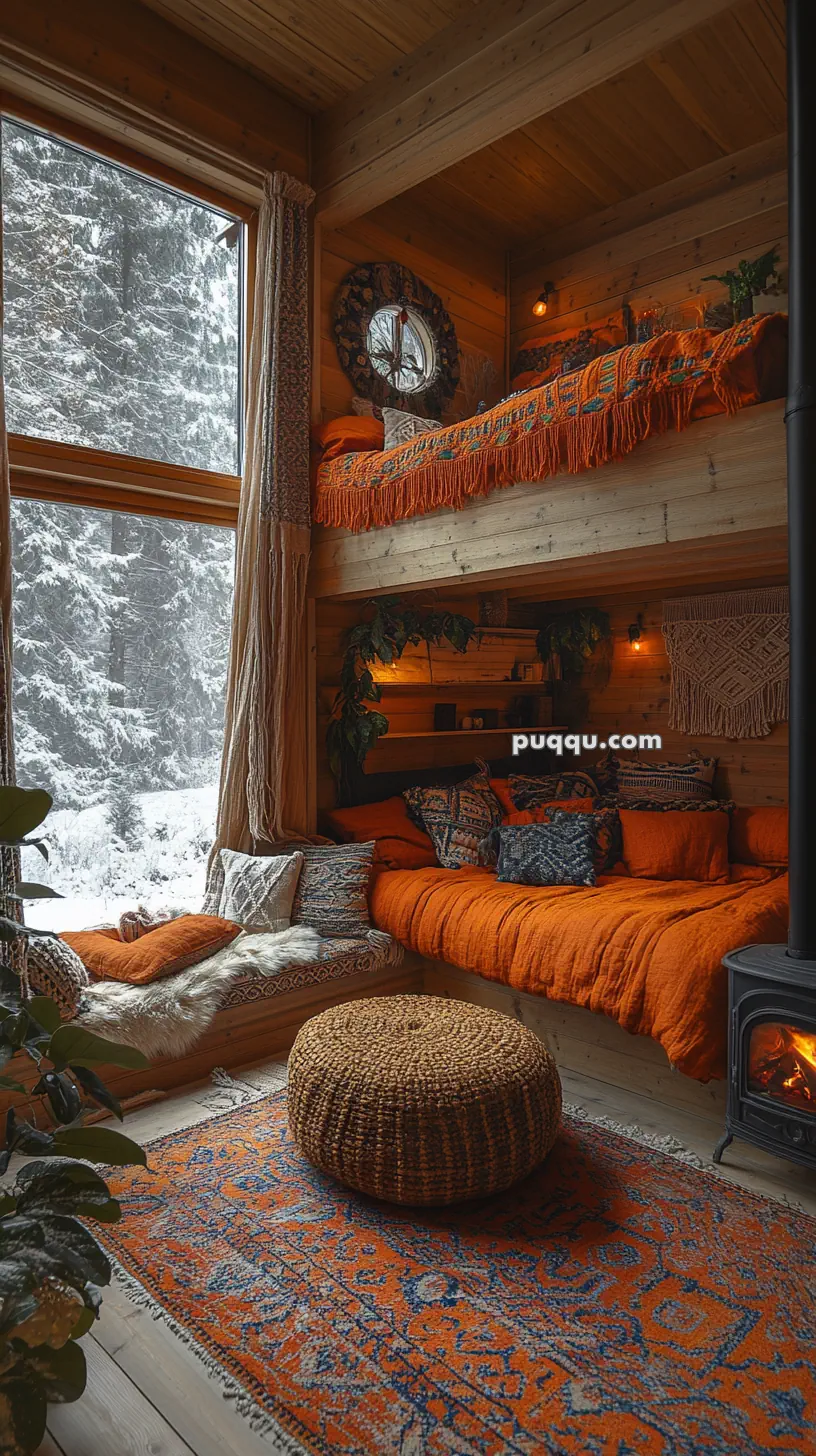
[715,0,816,1173]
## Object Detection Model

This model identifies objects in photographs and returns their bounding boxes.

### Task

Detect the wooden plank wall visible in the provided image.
[550,590,788,807]
[509,134,787,370]
[318,195,507,427]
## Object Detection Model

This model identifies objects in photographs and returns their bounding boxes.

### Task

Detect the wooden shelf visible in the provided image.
[321,680,549,694]
[372,727,566,741]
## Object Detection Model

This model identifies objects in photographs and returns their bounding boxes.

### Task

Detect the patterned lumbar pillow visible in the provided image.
[509,769,599,811]
[27,936,90,1017]
[382,407,442,451]
[217,849,304,932]
[269,841,376,938]
[403,769,503,870]
[489,813,598,887]
[615,755,717,803]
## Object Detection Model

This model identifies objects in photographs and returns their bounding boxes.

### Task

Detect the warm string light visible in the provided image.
[532,282,555,317]
[627,616,644,652]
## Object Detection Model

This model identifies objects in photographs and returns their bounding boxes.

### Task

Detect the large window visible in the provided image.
[2,109,247,929]
[11,500,234,930]
[2,116,242,475]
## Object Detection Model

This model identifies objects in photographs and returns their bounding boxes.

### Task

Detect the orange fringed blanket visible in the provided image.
[369,865,790,1081]
[315,313,787,533]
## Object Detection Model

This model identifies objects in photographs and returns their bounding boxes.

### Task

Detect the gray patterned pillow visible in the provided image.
[218,849,304,931]
[382,407,442,450]
[490,814,597,887]
[270,842,375,938]
[28,936,90,1017]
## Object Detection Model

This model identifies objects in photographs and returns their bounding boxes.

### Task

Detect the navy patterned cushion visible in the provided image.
[509,769,599,810]
[403,770,502,870]
[270,841,374,938]
[490,814,597,887]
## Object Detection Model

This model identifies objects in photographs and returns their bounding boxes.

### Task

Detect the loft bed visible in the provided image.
[311,314,787,598]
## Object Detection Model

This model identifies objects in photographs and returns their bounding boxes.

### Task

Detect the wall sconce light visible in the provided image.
[532,283,555,317]
[628,615,644,651]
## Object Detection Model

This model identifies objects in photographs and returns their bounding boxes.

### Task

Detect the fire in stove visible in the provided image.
[748,1022,816,1115]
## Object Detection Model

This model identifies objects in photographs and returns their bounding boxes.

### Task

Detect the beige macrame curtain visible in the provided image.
[208,171,315,891]
[663,587,790,739]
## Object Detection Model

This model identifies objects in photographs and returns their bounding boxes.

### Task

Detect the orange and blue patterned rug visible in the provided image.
[103,1091,816,1454]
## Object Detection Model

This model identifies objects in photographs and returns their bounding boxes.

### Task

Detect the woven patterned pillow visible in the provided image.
[270,842,375,938]
[28,936,90,1017]
[615,756,717,802]
[597,795,734,820]
[491,814,597,887]
[218,849,304,932]
[509,769,599,811]
[403,771,502,869]
[500,801,620,872]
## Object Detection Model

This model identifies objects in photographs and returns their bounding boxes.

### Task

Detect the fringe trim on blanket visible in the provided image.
[315,379,737,533]
[662,585,790,738]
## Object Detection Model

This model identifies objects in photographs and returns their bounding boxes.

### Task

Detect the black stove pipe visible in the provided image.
[786,0,816,960]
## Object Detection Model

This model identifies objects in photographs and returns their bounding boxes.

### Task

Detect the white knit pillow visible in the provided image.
[382,407,442,450]
[218,849,304,932]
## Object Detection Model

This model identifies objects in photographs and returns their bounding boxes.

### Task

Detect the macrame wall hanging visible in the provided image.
[332,262,459,418]
[662,586,789,739]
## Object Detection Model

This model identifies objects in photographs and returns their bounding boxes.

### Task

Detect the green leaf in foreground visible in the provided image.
[47,1025,149,1071]
[52,1126,148,1168]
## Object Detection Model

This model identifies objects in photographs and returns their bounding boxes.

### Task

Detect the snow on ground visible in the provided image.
[19,784,218,932]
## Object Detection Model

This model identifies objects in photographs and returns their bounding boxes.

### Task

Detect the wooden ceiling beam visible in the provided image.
[313,0,738,226]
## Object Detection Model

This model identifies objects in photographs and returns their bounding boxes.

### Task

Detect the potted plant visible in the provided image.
[0,784,149,1455]
[703,248,782,323]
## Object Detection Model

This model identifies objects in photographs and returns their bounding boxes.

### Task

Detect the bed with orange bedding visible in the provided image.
[314,313,787,533]
[370,865,788,1082]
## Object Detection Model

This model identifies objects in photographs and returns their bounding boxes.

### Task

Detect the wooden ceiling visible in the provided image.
[138,0,481,110]
[394,0,787,252]
[140,0,784,252]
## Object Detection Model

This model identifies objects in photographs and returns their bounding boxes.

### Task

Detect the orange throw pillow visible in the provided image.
[729,806,788,867]
[489,779,516,816]
[620,810,730,883]
[312,416,384,461]
[61,915,241,985]
[325,797,437,871]
[503,799,595,825]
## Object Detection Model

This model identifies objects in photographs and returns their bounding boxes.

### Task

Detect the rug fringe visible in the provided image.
[108,1258,308,1454]
[563,1101,814,1217]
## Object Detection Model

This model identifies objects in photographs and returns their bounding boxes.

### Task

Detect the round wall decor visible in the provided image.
[332,262,459,416]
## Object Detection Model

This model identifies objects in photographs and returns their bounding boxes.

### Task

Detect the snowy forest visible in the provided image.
[2,119,239,927]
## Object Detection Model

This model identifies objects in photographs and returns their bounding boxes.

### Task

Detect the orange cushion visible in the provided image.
[620,809,730,883]
[325,797,437,871]
[729,806,788,867]
[489,778,516,815]
[503,799,595,825]
[312,416,384,461]
[61,915,241,984]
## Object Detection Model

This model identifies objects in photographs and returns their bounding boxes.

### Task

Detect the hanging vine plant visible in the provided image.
[328,597,476,801]
[536,608,611,681]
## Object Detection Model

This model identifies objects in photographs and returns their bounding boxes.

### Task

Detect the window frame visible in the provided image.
[1,92,256,526]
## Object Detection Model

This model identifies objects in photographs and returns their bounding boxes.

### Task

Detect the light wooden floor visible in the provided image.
[38,1055,816,1456]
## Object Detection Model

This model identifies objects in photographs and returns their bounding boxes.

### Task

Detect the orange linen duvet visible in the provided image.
[370,866,789,1081]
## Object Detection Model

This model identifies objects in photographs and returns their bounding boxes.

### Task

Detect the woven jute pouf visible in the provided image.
[287,995,562,1205]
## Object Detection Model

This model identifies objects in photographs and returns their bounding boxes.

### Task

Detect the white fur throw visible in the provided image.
[76,925,321,1059]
